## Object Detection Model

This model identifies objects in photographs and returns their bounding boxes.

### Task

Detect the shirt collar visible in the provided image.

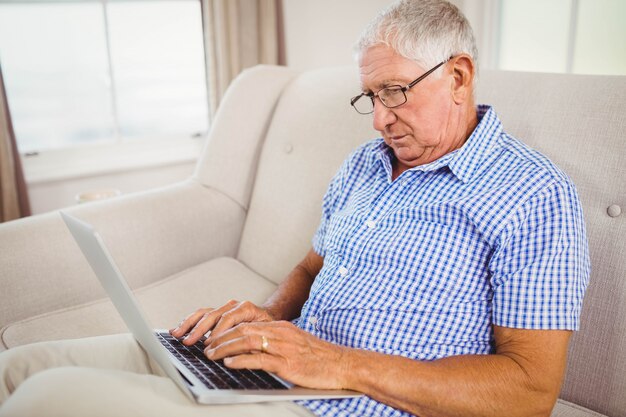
[447,105,503,183]
[373,105,503,183]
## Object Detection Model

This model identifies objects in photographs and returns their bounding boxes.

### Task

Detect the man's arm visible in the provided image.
[171,248,322,345]
[262,248,323,321]
[207,322,571,417]
[343,326,571,417]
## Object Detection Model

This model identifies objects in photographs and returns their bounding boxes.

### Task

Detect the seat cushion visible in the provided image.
[551,400,607,417]
[0,257,277,350]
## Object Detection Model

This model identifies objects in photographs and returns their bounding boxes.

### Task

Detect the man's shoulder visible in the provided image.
[469,131,584,250]
[340,137,385,171]
[350,137,385,159]
[497,132,574,190]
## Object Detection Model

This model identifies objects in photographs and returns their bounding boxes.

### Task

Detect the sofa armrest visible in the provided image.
[0,180,246,331]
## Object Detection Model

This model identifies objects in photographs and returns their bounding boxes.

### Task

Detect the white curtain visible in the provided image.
[202,0,284,119]
[0,61,30,222]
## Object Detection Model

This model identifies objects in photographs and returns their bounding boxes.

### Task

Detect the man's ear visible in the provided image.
[449,54,475,104]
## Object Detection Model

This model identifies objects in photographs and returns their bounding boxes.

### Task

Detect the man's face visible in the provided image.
[359,45,458,171]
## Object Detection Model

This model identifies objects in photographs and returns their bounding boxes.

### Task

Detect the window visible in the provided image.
[496,0,626,75]
[0,0,209,153]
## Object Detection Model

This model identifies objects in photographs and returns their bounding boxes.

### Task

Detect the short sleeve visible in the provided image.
[489,181,590,330]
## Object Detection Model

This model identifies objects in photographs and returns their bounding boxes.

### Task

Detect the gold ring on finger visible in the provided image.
[261,335,269,353]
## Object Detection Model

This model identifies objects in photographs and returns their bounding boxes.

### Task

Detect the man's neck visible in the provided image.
[391,103,478,181]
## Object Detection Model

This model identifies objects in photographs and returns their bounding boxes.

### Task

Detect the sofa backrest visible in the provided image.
[194,65,301,210]
[236,67,378,281]
[476,70,626,416]
[210,65,625,416]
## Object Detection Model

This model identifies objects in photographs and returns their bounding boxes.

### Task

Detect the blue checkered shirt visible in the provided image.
[295,105,590,417]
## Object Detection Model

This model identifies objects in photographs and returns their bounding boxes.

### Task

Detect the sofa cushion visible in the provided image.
[194,65,300,210]
[551,400,607,417]
[237,66,378,284]
[0,182,246,333]
[0,257,277,350]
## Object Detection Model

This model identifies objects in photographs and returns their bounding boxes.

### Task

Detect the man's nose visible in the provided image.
[372,99,397,132]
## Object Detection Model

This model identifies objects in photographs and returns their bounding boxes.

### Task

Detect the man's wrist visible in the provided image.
[260,303,282,321]
[337,346,367,391]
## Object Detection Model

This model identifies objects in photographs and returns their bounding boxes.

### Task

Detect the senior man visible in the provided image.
[0,1,589,417]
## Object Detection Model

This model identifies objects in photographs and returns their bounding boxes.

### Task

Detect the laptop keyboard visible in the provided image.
[156,332,288,390]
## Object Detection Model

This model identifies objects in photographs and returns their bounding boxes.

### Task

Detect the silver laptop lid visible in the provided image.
[60,211,362,404]
[60,211,195,400]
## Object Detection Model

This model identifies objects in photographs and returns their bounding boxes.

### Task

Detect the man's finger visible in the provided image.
[169,308,211,338]
[223,353,283,376]
[206,321,273,349]
[206,324,298,362]
[183,300,239,345]
[204,333,264,360]
[170,300,238,341]
[209,301,271,342]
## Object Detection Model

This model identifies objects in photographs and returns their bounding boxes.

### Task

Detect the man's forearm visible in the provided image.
[342,349,561,417]
[262,249,322,321]
[341,327,571,417]
[262,266,314,321]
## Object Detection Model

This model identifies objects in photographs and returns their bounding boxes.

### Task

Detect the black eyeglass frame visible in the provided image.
[350,56,453,115]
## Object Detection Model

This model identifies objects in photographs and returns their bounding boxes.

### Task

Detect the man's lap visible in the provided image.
[0,334,314,417]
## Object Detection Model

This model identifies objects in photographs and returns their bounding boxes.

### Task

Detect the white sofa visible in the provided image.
[0,66,624,417]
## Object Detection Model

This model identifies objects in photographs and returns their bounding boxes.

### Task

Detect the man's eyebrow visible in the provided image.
[360,79,406,93]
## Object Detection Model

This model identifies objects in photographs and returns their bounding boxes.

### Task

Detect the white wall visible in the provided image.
[282,0,395,70]
[281,0,496,71]
[281,0,500,72]
[447,0,498,69]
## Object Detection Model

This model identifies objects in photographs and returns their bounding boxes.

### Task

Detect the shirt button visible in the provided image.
[309,316,318,326]
[365,220,376,229]
[338,266,349,276]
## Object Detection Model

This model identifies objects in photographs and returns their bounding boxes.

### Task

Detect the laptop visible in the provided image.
[61,211,361,404]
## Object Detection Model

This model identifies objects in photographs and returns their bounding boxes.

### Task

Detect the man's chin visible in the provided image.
[392,147,424,164]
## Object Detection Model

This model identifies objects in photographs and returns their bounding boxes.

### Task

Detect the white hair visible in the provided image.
[355,0,478,73]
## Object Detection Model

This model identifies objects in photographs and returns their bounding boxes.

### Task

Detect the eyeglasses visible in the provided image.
[350,57,452,115]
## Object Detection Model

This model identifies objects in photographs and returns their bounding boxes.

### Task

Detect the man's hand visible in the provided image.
[169,300,274,346]
[169,249,323,348]
[205,320,349,390]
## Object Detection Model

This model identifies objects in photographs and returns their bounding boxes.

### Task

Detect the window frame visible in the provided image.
[0,0,209,182]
